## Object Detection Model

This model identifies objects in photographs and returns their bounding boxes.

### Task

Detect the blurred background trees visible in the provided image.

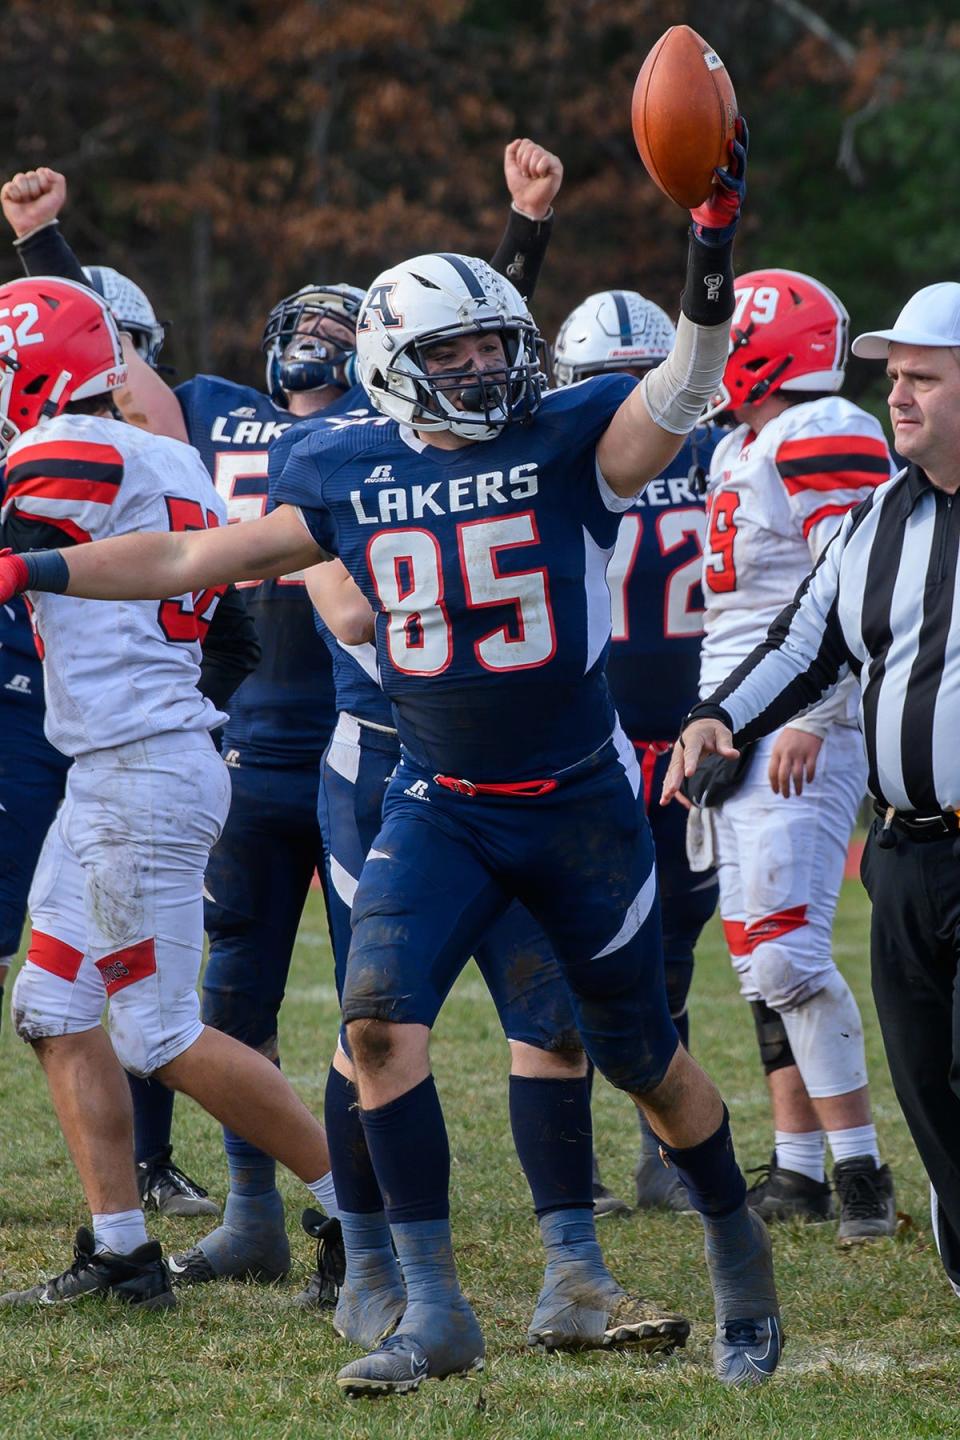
[3,0,957,417]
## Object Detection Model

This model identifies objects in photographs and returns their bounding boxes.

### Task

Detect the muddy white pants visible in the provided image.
[13,732,230,1077]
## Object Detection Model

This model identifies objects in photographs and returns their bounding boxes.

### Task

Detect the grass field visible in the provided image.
[1,882,957,1439]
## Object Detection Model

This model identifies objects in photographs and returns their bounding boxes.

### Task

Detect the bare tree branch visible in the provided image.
[769,0,857,67]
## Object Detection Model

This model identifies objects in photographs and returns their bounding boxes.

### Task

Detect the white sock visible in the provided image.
[827,1123,880,1167]
[92,1208,149,1256]
[306,1171,340,1220]
[774,1129,826,1182]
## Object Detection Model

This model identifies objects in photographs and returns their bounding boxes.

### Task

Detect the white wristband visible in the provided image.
[509,202,553,224]
[11,217,59,246]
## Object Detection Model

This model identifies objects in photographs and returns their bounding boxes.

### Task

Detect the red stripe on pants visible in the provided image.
[745,904,808,948]
[95,938,157,995]
[27,930,84,983]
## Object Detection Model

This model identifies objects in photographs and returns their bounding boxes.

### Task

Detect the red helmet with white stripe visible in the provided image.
[0,276,127,457]
[706,269,849,420]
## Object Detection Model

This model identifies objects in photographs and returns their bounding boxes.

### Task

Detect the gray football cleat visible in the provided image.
[704,1207,782,1386]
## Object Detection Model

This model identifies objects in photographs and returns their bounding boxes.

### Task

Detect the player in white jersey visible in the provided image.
[0,276,336,1310]
[693,269,896,1242]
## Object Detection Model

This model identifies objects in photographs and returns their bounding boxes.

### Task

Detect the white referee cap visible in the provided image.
[853,282,960,358]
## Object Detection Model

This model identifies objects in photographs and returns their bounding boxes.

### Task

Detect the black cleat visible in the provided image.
[0,1227,175,1310]
[294,1209,345,1309]
[746,1153,834,1223]
[834,1158,896,1246]
[137,1145,219,1218]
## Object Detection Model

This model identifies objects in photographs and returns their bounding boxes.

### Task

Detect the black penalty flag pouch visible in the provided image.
[680,742,755,809]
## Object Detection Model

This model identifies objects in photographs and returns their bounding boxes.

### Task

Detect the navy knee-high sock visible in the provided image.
[324,1064,383,1213]
[359,1074,450,1223]
[509,1074,594,1215]
[657,1106,746,1217]
[129,1074,175,1164]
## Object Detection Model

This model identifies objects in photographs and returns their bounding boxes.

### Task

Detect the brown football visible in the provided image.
[632,26,738,208]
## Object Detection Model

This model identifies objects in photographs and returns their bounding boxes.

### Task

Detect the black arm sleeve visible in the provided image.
[198,584,262,709]
[490,206,554,304]
[14,220,88,285]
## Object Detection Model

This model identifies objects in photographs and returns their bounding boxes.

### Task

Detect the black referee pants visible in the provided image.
[862,820,960,1289]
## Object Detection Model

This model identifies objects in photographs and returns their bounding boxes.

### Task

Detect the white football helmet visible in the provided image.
[355,253,543,441]
[82,265,165,367]
[553,290,676,386]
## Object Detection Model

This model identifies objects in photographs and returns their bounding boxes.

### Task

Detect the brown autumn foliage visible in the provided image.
[1,0,957,408]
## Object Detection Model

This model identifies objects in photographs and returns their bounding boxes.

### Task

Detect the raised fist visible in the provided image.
[504,138,563,222]
[1,167,67,240]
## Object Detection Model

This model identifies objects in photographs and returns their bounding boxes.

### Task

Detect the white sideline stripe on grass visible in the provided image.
[782,1343,903,1376]
[286,980,496,1006]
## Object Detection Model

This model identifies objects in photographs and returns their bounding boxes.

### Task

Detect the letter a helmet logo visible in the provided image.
[358,283,403,332]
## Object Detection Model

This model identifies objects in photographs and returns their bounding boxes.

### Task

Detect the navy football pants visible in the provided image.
[343,735,679,1094]
[318,713,582,1054]
[202,759,327,1050]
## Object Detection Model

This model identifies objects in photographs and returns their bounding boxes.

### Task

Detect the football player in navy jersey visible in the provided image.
[553,290,720,1216]
[280,446,690,1353]
[170,138,569,1287]
[3,121,785,1393]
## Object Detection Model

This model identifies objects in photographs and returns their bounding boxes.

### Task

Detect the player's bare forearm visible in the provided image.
[596,393,686,498]
[61,505,325,600]
[113,337,188,439]
[304,559,376,645]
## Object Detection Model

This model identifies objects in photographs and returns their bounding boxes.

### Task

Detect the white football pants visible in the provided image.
[13,732,230,1077]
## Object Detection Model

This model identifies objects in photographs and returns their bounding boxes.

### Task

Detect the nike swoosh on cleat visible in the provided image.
[744,1317,781,1377]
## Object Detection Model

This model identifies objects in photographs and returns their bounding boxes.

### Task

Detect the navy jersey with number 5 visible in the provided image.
[176,374,363,764]
[605,425,718,742]
[272,374,638,782]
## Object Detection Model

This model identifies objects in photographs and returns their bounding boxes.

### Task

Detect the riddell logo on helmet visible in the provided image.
[106,369,128,389]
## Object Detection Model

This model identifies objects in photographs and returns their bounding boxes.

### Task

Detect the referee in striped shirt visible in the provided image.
[663,281,960,1298]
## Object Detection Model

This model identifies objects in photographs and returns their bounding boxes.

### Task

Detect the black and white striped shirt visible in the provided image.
[691,464,960,813]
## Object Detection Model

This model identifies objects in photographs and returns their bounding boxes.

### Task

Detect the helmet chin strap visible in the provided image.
[40,369,73,418]
[746,355,793,407]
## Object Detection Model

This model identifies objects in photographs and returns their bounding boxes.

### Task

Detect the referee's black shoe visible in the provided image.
[833,1157,896,1246]
[746,1154,834,1223]
[0,1227,176,1309]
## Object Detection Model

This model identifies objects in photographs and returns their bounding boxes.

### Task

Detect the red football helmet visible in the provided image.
[706,268,849,420]
[0,276,127,457]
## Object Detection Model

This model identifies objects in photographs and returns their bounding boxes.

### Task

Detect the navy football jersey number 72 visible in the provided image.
[604,427,717,741]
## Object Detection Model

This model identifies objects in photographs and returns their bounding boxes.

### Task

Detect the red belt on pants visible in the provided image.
[433,774,558,798]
